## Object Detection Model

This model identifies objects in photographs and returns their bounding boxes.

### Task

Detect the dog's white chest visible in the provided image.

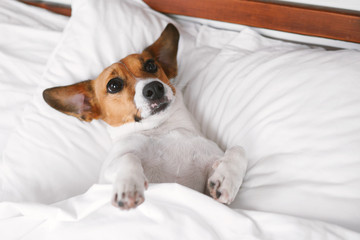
[137,130,221,192]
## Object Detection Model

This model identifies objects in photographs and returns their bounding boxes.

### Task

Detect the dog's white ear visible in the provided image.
[143,23,179,79]
[43,80,101,121]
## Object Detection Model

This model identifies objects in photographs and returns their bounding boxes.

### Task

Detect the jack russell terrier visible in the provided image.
[43,24,247,210]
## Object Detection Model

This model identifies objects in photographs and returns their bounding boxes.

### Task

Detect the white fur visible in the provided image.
[99,83,248,209]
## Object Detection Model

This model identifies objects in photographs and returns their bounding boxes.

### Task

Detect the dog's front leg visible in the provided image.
[207,146,247,204]
[100,151,148,210]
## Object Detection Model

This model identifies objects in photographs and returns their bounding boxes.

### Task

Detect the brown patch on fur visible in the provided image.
[93,62,139,126]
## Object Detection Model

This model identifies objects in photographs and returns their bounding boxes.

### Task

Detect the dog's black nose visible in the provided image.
[143,81,165,100]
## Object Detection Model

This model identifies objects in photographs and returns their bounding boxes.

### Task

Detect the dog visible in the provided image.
[43,23,248,210]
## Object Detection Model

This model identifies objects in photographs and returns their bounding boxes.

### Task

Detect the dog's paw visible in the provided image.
[207,146,247,204]
[111,175,148,210]
[207,162,241,204]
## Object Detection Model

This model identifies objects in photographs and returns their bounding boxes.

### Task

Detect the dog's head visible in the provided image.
[43,24,179,126]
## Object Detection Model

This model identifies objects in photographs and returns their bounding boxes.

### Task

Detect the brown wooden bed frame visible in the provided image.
[21,0,360,43]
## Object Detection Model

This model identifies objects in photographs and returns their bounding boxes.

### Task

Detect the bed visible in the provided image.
[0,0,360,239]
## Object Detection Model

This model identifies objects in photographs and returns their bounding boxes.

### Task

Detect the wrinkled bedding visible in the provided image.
[0,0,67,151]
[0,1,359,240]
[1,184,360,240]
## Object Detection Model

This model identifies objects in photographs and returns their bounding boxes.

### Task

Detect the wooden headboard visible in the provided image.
[21,0,360,43]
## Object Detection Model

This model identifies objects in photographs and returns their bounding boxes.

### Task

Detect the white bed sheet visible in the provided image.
[1,1,360,240]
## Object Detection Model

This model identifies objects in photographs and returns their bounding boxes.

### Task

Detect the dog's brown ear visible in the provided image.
[143,23,179,79]
[43,80,101,122]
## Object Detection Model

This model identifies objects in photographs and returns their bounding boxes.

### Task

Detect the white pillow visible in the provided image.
[0,0,199,203]
[180,27,360,231]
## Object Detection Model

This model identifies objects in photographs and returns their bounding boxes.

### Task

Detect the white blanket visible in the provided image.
[1,184,359,240]
[0,2,359,240]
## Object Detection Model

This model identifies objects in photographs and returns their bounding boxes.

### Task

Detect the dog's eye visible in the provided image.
[107,77,124,94]
[144,59,157,73]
